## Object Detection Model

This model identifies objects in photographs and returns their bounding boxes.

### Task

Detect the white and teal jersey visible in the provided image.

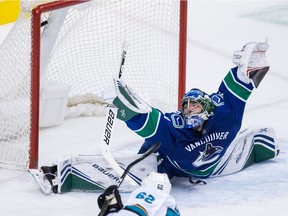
[126,67,257,179]
[108,187,180,216]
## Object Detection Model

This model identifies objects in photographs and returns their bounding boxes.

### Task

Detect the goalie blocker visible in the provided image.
[102,78,152,122]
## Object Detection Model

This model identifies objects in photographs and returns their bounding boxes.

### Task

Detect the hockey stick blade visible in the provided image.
[101,105,139,186]
[98,142,160,216]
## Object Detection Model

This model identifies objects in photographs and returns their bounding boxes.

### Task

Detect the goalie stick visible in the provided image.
[100,41,139,186]
[98,142,161,216]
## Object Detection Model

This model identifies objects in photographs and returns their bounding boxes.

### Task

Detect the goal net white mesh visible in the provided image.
[0,0,186,170]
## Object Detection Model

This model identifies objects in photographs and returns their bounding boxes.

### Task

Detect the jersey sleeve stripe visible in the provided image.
[223,69,253,101]
[134,108,161,138]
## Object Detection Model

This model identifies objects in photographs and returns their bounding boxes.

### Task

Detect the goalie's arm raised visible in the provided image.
[103,78,169,142]
[112,78,152,121]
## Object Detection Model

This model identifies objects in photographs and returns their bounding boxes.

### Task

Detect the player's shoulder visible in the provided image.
[125,187,176,216]
[210,92,225,107]
[131,186,170,199]
[164,110,183,119]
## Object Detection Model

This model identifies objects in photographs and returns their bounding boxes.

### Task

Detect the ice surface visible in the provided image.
[0,1,288,216]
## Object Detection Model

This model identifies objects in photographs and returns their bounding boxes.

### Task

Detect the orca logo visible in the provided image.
[192,143,223,167]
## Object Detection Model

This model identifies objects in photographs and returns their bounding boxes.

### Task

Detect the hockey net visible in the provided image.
[0,0,187,170]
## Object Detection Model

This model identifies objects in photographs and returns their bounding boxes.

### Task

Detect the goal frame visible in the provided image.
[29,0,187,169]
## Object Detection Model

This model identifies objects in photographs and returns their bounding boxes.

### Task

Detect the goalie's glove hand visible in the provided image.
[97,185,123,215]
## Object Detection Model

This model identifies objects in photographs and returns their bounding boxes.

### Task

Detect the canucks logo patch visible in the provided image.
[171,113,185,129]
[193,143,223,167]
[211,93,224,106]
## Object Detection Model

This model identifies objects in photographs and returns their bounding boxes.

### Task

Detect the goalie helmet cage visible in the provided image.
[0,0,187,170]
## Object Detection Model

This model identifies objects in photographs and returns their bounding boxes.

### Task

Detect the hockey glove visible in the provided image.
[97,185,123,216]
[102,78,152,122]
[232,42,269,88]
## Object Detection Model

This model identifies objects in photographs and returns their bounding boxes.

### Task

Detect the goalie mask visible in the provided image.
[181,88,214,129]
[141,172,171,194]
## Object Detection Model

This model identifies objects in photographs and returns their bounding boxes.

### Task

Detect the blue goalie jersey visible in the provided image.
[126,67,254,179]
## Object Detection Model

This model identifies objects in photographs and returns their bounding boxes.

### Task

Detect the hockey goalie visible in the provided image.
[30,41,279,196]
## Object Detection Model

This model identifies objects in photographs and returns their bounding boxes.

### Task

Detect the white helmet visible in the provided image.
[141,172,171,194]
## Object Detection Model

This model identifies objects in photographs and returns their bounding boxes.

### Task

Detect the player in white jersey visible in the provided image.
[97,172,180,216]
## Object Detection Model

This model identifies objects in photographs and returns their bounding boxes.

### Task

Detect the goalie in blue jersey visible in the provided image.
[103,41,279,180]
[32,42,279,195]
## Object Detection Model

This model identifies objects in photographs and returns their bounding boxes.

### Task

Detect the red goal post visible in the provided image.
[0,0,187,170]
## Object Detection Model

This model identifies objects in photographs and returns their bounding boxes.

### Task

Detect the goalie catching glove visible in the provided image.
[232,41,269,88]
[97,185,123,216]
[102,78,152,121]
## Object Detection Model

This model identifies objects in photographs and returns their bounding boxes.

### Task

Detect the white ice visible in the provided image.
[1,1,288,216]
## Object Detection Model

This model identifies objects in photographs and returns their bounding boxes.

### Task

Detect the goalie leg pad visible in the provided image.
[57,153,157,193]
[212,127,278,177]
[112,78,152,121]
